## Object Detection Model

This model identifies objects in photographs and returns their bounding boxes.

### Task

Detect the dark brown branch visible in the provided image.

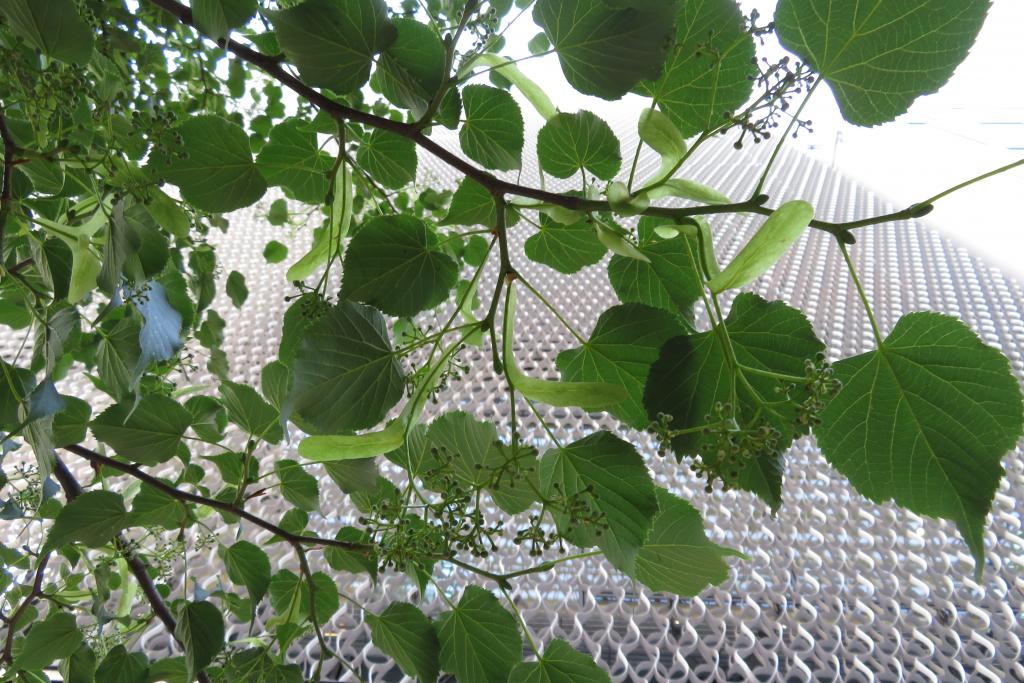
[1,554,50,665]
[0,109,18,259]
[142,0,924,243]
[61,444,371,554]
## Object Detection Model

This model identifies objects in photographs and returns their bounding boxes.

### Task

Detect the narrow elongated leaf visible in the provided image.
[91,394,192,465]
[508,639,612,683]
[533,0,677,99]
[644,178,730,205]
[707,200,813,293]
[524,214,606,275]
[149,116,266,213]
[633,489,745,596]
[816,313,1023,575]
[341,214,458,317]
[539,431,657,572]
[644,293,825,510]
[299,419,405,462]
[355,130,417,189]
[465,54,557,121]
[288,301,404,434]
[13,612,83,671]
[45,490,131,551]
[366,602,440,683]
[504,287,627,410]
[639,0,756,136]
[459,84,524,171]
[0,0,94,64]
[776,0,991,126]
[271,0,396,94]
[638,107,686,179]
[175,601,224,681]
[537,111,621,180]
[437,586,523,683]
[256,118,334,204]
[557,304,685,428]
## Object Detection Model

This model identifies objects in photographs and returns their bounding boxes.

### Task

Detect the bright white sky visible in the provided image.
[489,0,1024,277]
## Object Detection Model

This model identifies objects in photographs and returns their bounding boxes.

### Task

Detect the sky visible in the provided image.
[491,0,1024,277]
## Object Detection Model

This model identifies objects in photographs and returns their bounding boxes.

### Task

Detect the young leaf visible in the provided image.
[557,304,686,428]
[192,0,257,42]
[220,380,283,443]
[288,301,404,434]
[537,111,621,180]
[437,585,523,683]
[524,213,606,275]
[341,214,458,317]
[503,286,627,410]
[707,200,814,293]
[148,115,266,213]
[225,270,248,308]
[464,54,557,121]
[263,240,288,264]
[539,431,657,572]
[459,84,524,171]
[91,394,192,465]
[633,489,745,596]
[816,313,1024,576]
[12,611,83,671]
[644,294,826,510]
[355,129,418,190]
[44,490,131,551]
[255,118,334,204]
[131,482,192,530]
[175,600,225,681]
[533,0,677,99]
[0,0,94,65]
[639,0,756,136]
[270,0,396,94]
[274,460,320,512]
[776,0,990,126]
[366,602,440,683]
[508,639,612,683]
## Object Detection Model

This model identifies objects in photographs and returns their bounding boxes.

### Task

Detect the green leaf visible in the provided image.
[149,116,266,213]
[13,612,83,671]
[0,0,94,64]
[131,482,192,530]
[355,130,417,190]
[220,380,283,443]
[437,585,523,683]
[557,304,685,428]
[384,422,436,477]
[288,301,404,434]
[309,571,340,622]
[633,489,744,596]
[607,227,703,319]
[274,460,320,512]
[94,645,148,683]
[256,118,334,204]
[537,111,621,180]
[595,221,648,262]
[147,657,189,683]
[459,84,524,171]
[192,0,256,42]
[268,199,289,226]
[225,270,248,308]
[533,0,677,99]
[271,0,396,94]
[91,394,192,465]
[467,54,557,121]
[60,643,97,683]
[639,0,756,136]
[504,286,628,410]
[441,177,502,228]
[775,0,991,126]
[644,294,825,510]
[175,601,224,681]
[508,639,612,683]
[263,240,288,263]
[341,214,458,317]
[51,395,91,446]
[539,431,657,572]
[45,490,131,551]
[427,411,502,487]
[816,313,1023,575]
[707,200,813,293]
[524,214,606,275]
[374,17,446,118]
[323,527,377,578]
[366,602,440,683]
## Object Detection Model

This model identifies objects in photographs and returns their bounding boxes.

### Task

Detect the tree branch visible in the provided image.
[142,0,922,243]
[1,554,50,665]
[61,444,372,554]
[0,108,18,260]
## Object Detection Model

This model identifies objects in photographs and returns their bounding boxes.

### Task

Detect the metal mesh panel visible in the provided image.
[5,128,1023,682]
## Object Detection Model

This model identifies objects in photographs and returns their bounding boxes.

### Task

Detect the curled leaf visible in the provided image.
[707,200,813,293]
[645,178,731,205]
[595,222,649,263]
[606,181,650,216]
[638,107,686,178]
[464,53,557,121]
[503,286,627,410]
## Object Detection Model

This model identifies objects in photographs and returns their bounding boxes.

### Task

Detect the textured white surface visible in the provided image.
[8,130,1024,681]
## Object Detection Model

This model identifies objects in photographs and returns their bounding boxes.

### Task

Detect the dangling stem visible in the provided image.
[839,241,883,347]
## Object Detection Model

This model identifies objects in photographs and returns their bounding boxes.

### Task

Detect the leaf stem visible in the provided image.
[515,273,586,344]
[839,241,883,347]
[500,585,539,656]
[917,157,1024,206]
